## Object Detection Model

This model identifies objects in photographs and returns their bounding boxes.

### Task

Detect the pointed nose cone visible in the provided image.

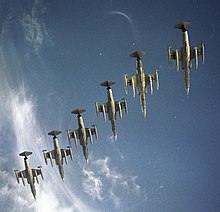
[144,110,147,118]
[186,87,190,95]
[30,184,36,200]
[58,165,65,181]
[60,171,64,181]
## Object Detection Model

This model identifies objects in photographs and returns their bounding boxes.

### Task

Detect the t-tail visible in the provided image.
[100,80,115,88]
[48,130,62,137]
[174,22,191,32]
[19,151,32,157]
[129,51,146,59]
[71,108,86,115]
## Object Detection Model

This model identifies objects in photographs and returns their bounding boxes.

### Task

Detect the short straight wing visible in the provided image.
[32,168,42,177]
[126,74,137,88]
[171,48,182,61]
[17,170,27,178]
[61,149,72,158]
[45,150,55,159]
[98,103,108,114]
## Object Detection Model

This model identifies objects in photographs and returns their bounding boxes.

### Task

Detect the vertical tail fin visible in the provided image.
[174,22,191,31]
[19,151,32,157]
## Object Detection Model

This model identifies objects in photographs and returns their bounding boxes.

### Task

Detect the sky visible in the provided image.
[0,0,220,211]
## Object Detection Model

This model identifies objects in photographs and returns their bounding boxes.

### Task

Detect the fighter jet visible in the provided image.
[124,51,159,118]
[14,151,43,200]
[42,130,72,181]
[67,108,98,163]
[95,80,128,141]
[168,22,205,95]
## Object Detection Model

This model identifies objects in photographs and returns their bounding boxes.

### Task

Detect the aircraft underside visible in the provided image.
[111,119,117,140]
[139,93,146,117]
[82,145,88,161]
[184,68,190,95]
[30,183,36,199]
[58,164,64,180]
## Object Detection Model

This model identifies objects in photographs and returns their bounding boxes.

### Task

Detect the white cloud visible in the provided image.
[106,135,124,160]
[82,169,103,201]
[34,184,74,212]
[0,170,35,210]
[95,157,140,193]
[20,0,53,54]
[10,90,41,150]
[21,14,44,54]
[109,188,120,208]
[82,156,140,209]
[1,88,95,212]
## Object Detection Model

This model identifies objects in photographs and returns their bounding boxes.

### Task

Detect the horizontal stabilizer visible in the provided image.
[129,51,146,59]
[174,22,191,31]
[19,151,32,157]
[48,130,62,136]
[100,80,115,87]
[71,108,86,115]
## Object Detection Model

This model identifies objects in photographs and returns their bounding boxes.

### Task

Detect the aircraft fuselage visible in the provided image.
[181,31,191,70]
[136,59,147,117]
[53,138,62,166]
[106,88,117,139]
[53,137,64,179]
[107,88,115,121]
[24,158,33,184]
[77,115,88,161]
[78,116,87,145]
[24,157,36,199]
[136,59,146,95]
[181,31,191,93]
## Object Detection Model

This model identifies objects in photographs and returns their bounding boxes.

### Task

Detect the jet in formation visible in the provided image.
[14,151,43,200]
[168,22,205,95]
[96,80,128,141]
[42,130,72,181]
[124,51,159,118]
[67,108,98,163]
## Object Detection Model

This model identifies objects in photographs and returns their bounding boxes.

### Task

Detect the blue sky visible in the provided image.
[0,0,220,211]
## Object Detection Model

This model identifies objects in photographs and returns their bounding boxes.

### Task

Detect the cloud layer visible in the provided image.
[21,0,53,55]
[82,156,140,209]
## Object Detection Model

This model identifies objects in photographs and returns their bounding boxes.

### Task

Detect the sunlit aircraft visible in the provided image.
[42,130,72,181]
[14,151,43,200]
[67,108,98,163]
[124,51,159,118]
[95,80,128,141]
[168,22,205,95]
